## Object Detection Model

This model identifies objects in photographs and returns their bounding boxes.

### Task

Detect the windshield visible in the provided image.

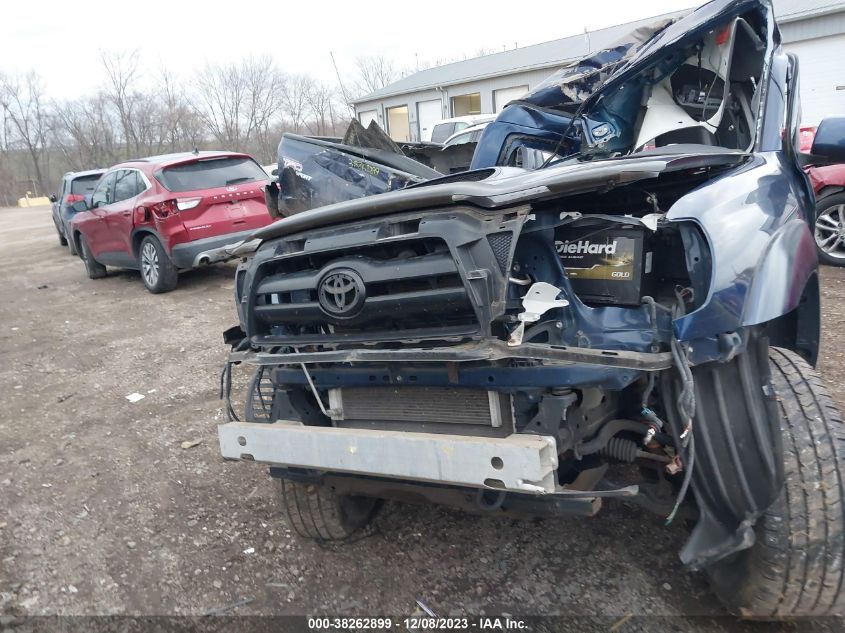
[503,1,771,168]
[156,156,267,192]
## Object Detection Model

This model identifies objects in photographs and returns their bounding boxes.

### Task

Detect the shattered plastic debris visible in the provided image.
[125,393,145,403]
[243,547,255,555]
[181,440,202,450]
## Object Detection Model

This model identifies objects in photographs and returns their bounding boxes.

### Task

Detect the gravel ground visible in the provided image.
[1,204,845,630]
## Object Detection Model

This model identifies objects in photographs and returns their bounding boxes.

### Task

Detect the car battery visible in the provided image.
[555,223,653,306]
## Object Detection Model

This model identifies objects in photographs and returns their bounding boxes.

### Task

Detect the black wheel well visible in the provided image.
[816,186,845,202]
[131,229,160,258]
[765,271,820,366]
[71,230,83,255]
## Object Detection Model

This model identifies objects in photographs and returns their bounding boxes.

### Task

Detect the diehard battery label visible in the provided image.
[554,225,651,306]
[555,236,638,280]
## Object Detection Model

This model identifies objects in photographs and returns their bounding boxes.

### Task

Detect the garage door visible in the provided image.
[784,35,845,126]
[417,99,443,142]
[358,109,378,128]
[494,85,529,113]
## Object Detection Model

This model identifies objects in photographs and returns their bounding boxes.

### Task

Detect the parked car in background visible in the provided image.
[50,169,105,255]
[800,125,845,265]
[427,114,495,143]
[442,122,490,147]
[68,151,271,293]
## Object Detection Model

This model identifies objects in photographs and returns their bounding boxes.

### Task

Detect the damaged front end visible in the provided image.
[220,0,820,572]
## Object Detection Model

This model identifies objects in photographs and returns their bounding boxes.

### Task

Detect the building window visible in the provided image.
[386,105,411,142]
[451,93,481,117]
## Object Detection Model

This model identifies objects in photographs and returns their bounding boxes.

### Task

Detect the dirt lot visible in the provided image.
[2,204,845,630]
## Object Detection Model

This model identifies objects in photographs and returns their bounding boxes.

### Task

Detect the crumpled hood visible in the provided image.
[252,150,747,241]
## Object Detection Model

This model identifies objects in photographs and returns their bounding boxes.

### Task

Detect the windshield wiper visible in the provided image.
[225,176,254,185]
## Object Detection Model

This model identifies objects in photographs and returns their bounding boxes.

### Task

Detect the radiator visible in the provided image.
[327,386,510,427]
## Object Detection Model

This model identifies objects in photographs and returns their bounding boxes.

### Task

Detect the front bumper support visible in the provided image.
[232,340,674,371]
[219,421,568,494]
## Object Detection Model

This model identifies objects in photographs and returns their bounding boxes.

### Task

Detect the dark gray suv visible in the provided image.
[50,169,104,255]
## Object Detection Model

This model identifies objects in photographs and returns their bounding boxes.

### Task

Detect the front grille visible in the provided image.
[487,232,513,274]
[328,386,511,427]
[250,237,479,344]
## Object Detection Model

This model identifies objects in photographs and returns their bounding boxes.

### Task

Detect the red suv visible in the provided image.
[68,151,272,293]
[800,126,845,266]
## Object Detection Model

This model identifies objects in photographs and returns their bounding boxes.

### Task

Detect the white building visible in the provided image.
[353,0,845,142]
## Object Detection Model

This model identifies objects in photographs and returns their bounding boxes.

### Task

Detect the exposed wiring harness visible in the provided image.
[639,296,671,445]
[219,338,250,422]
[639,291,698,524]
[665,286,697,524]
[671,286,696,446]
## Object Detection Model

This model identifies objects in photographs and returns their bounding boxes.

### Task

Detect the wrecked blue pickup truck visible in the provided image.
[219,0,845,617]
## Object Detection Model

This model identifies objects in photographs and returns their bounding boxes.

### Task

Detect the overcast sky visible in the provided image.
[3,0,695,98]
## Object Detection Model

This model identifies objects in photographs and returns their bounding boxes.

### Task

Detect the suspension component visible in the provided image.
[600,437,640,462]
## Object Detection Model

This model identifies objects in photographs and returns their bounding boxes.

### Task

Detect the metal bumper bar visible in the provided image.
[231,340,674,371]
[219,421,561,494]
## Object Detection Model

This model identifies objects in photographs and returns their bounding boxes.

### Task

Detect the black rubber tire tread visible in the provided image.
[139,235,178,294]
[709,347,845,617]
[78,234,107,279]
[279,479,377,541]
[815,192,845,267]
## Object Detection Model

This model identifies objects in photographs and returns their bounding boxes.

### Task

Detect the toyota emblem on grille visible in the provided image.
[317,269,366,318]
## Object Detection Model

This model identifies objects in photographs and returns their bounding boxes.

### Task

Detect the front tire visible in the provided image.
[78,235,107,279]
[279,478,380,541]
[708,347,845,617]
[138,235,178,294]
[813,192,845,266]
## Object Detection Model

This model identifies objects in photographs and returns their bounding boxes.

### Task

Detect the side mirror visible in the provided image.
[71,200,89,213]
[49,194,58,203]
[810,117,845,163]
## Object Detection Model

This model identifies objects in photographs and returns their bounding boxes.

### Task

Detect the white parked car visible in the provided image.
[427,114,495,144]
[442,122,490,147]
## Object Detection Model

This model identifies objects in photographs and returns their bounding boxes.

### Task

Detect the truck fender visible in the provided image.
[741,217,818,327]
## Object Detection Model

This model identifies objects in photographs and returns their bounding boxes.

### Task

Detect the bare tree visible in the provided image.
[156,67,205,152]
[306,82,339,136]
[0,71,51,194]
[100,50,145,158]
[0,106,16,206]
[279,74,312,134]
[51,95,119,170]
[354,56,398,96]
[194,56,283,152]
[0,50,364,202]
